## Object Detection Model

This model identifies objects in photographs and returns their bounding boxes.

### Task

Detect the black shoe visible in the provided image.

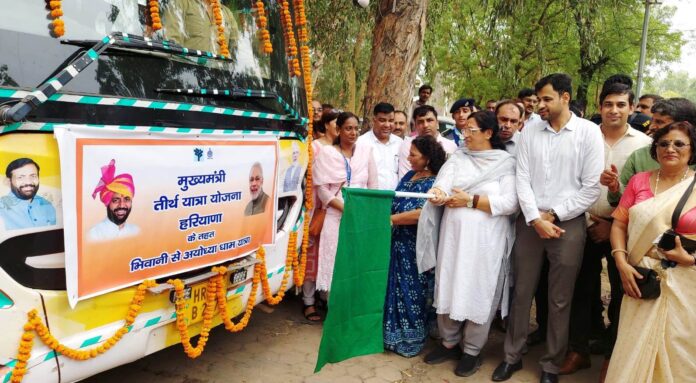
[423,344,462,365]
[454,353,481,377]
[540,371,559,383]
[492,361,523,381]
[526,329,546,346]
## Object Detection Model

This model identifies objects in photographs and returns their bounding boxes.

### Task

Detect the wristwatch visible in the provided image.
[548,209,559,222]
[466,196,474,208]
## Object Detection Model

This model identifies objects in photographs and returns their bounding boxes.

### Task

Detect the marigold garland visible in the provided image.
[257,245,295,305]
[294,0,313,275]
[210,0,230,57]
[169,276,218,358]
[215,264,261,332]
[148,0,162,31]
[47,0,65,37]
[279,0,301,76]
[254,1,273,54]
[289,231,306,286]
[9,280,158,382]
[293,0,308,43]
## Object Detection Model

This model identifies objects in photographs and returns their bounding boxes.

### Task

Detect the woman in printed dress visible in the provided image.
[383,135,446,357]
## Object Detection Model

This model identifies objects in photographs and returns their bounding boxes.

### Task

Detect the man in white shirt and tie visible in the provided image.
[493,73,604,383]
[357,102,403,190]
[398,105,457,179]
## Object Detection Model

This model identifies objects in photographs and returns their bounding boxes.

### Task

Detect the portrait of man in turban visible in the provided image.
[88,159,140,241]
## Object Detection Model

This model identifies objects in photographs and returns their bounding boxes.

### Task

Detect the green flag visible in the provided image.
[314,188,395,372]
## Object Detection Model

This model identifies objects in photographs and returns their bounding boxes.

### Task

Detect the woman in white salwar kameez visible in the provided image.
[418,111,518,378]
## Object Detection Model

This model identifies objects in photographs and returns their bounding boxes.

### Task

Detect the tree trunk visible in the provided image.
[361,0,429,130]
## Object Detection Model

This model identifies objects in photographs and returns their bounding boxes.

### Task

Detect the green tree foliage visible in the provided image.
[306,0,683,114]
[645,71,696,101]
[306,0,375,112]
[421,0,682,111]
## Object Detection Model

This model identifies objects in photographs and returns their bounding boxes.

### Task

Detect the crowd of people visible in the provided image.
[302,72,696,383]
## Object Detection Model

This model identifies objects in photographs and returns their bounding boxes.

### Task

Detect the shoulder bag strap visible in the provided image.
[671,175,696,228]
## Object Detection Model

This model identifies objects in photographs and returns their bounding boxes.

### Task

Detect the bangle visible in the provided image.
[611,249,628,258]
[473,194,480,209]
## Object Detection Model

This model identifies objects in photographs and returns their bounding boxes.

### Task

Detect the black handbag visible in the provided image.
[633,266,661,299]
[634,175,696,300]
[657,175,696,253]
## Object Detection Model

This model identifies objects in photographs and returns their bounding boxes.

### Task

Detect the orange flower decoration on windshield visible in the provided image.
[254,1,273,54]
[279,0,300,76]
[47,0,65,37]
[148,0,162,31]
[210,0,230,58]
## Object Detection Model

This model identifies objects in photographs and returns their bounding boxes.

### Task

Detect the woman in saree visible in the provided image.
[607,121,696,382]
[313,111,378,293]
[383,135,447,357]
[418,111,518,377]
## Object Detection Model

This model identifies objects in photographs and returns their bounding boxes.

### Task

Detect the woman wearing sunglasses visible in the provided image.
[418,111,518,377]
[607,121,696,382]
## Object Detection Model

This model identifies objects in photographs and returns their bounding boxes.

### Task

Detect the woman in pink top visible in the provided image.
[607,122,696,382]
[302,109,339,322]
[313,111,378,293]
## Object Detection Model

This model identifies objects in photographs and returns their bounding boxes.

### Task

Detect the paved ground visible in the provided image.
[85,292,604,383]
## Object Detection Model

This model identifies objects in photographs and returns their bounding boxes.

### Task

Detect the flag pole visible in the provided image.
[393,191,434,199]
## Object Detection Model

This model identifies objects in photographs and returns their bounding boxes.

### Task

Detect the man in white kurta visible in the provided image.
[357,102,402,190]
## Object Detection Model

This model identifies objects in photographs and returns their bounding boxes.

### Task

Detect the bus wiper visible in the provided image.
[155,88,301,120]
[62,34,232,63]
[0,32,231,124]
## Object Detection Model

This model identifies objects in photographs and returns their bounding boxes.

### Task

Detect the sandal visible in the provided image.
[303,304,323,322]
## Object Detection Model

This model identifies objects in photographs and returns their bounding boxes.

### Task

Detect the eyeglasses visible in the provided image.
[657,140,691,151]
[461,127,481,135]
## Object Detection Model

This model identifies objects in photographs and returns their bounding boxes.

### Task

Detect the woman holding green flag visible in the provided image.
[313,111,378,293]
[418,111,518,377]
[383,135,447,357]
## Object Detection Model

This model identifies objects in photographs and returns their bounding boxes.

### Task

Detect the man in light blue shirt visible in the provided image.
[0,158,56,230]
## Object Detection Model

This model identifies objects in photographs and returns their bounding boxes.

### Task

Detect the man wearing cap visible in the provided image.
[451,98,474,131]
[398,105,457,179]
[89,159,140,241]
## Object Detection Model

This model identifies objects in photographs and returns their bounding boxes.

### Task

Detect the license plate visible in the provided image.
[169,282,217,325]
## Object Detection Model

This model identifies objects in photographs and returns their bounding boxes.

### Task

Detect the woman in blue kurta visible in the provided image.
[384,135,447,357]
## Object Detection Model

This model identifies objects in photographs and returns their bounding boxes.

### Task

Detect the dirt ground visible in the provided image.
[85,290,605,383]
